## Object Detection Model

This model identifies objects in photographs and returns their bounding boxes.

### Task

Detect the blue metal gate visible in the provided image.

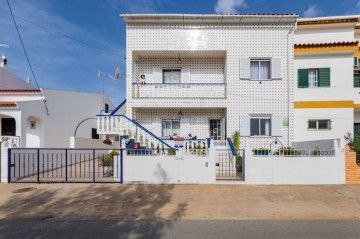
[8,148,123,183]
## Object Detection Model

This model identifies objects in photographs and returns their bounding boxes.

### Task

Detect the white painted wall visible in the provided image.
[2,88,114,148]
[295,25,355,44]
[244,148,345,184]
[294,108,353,142]
[123,149,216,184]
[69,136,120,149]
[294,54,354,101]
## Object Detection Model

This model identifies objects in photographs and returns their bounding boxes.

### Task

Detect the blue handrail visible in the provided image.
[132,82,225,85]
[227,137,237,156]
[96,114,174,149]
[110,99,126,116]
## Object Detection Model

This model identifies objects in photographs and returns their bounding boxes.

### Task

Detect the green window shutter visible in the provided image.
[298,69,309,88]
[318,68,330,87]
[354,74,360,88]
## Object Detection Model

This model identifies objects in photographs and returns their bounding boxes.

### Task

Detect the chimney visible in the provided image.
[0,53,7,68]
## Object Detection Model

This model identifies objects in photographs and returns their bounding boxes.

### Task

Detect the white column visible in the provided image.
[1,142,9,183]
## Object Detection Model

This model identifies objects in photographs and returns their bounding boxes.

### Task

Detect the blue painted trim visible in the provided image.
[110,99,126,116]
[132,83,225,85]
[227,137,237,156]
[161,138,207,141]
[96,114,174,149]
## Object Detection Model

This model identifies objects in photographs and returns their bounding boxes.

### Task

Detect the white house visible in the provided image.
[0,55,114,148]
[294,15,360,143]
[97,14,298,151]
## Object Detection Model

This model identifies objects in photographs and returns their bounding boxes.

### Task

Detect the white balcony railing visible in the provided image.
[96,115,173,149]
[1,136,20,148]
[132,83,226,98]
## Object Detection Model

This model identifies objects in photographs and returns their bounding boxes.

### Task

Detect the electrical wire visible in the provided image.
[6,0,50,115]
[0,8,126,59]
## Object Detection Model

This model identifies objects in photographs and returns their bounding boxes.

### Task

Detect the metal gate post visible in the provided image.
[7,148,11,183]
[120,149,123,184]
[37,149,40,183]
[65,149,68,182]
[242,149,245,181]
[92,149,95,183]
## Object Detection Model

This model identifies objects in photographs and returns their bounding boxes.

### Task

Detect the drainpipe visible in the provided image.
[287,21,296,146]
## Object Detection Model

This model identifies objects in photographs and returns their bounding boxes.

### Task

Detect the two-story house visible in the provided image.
[294,15,360,143]
[97,14,298,150]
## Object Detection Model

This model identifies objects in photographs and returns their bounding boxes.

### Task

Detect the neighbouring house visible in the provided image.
[294,15,360,143]
[0,55,113,148]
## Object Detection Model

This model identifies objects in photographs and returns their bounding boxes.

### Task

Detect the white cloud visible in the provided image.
[303,5,322,18]
[214,0,247,14]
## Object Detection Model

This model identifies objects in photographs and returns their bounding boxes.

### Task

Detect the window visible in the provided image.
[162,119,180,137]
[355,57,359,67]
[105,104,109,113]
[250,117,271,136]
[354,71,360,87]
[30,121,36,129]
[308,120,331,130]
[163,69,181,83]
[298,68,330,88]
[250,60,271,80]
[92,128,99,139]
[308,69,318,87]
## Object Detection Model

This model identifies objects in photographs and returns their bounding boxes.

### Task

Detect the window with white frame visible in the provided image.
[308,120,331,130]
[308,69,319,87]
[250,60,271,80]
[162,119,180,137]
[163,69,181,83]
[250,117,271,136]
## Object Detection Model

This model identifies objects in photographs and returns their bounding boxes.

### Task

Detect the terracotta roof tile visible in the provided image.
[294,41,359,47]
[0,89,41,93]
[0,102,17,107]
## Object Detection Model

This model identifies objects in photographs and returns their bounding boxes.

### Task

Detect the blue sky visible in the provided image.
[1,0,359,107]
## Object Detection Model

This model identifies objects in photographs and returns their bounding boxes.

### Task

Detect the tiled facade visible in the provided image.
[123,14,297,148]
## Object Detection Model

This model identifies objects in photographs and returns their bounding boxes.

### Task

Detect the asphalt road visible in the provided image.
[1,219,360,239]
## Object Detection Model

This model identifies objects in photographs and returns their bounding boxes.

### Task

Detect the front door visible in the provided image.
[210,119,222,140]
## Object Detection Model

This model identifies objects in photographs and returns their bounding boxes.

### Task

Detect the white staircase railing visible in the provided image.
[96,114,173,149]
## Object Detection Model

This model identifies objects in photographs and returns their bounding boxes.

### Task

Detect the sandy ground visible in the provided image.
[0,183,359,221]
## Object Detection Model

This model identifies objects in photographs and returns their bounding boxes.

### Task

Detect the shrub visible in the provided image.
[168,148,176,155]
[232,130,241,152]
[353,134,360,164]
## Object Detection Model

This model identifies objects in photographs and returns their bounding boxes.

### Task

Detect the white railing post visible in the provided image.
[110,116,114,132]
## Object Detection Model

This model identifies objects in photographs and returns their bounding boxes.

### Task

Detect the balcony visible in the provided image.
[132,83,226,98]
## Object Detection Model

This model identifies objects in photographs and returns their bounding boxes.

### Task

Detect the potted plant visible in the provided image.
[253,148,270,156]
[344,132,353,149]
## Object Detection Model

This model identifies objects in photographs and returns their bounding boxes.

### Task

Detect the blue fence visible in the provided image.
[8,148,123,183]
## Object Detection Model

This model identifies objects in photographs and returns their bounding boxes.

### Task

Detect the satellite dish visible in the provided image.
[109,67,122,81]
[115,67,121,79]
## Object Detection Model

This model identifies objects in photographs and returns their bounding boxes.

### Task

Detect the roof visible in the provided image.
[294,41,359,48]
[0,101,17,107]
[120,14,298,24]
[298,15,360,25]
[0,89,41,93]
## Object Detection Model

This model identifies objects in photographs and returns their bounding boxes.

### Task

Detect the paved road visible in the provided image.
[1,219,359,239]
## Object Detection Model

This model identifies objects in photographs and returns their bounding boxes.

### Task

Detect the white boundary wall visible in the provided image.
[123,148,216,184]
[69,137,120,149]
[244,148,345,184]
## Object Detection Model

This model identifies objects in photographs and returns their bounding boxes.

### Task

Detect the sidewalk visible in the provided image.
[0,184,359,221]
